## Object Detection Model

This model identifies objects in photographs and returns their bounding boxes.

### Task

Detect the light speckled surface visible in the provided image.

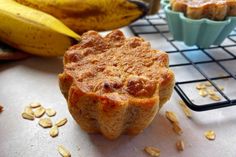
[1,27,236,157]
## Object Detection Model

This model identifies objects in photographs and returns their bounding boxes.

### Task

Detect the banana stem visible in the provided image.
[141,0,161,14]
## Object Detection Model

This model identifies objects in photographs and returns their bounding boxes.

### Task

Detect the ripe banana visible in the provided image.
[15,0,149,34]
[0,0,80,57]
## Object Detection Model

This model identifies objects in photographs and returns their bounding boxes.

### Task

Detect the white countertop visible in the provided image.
[1,27,236,157]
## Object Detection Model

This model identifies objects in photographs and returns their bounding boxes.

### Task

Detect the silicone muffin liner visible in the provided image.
[161,0,169,8]
[164,4,236,48]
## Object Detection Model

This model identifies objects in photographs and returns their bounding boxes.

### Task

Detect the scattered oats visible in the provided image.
[179,100,192,118]
[34,106,46,118]
[0,105,3,113]
[204,130,216,140]
[179,100,186,107]
[30,102,41,108]
[182,107,192,118]
[22,112,34,120]
[208,89,216,96]
[165,111,179,124]
[55,118,67,127]
[22,106,34,120]
[199,89,208,97]
[173,123,183,135]
[166,111,183,135]
[24,106,34,116]
[49,126,59,137]
[176,140,185,151]
[46,108,56,117]
[205,82,212,87]
[214,86,224,91]
[58,145,71,157]
[144,146,160,157]
[38,118,52,128]
[219,86,224,91]
[210,95,221,101]
[196,83,206,90]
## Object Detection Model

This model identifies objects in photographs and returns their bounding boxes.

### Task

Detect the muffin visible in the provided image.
[59,30,175,139]
[170,0,236,20]
[165,0,236,48]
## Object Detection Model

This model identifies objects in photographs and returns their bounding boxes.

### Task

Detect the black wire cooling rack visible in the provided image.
[129,10,236,111]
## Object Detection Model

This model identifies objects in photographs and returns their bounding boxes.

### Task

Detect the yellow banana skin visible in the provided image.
[15,0,147,34]
[0,0,80,57]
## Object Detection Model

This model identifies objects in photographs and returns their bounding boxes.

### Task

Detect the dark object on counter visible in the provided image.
[141,0,161,14]
[0,105,3,113]
[0,42,30,61]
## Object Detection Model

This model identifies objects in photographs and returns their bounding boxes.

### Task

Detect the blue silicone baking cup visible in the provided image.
[164,4,236,48]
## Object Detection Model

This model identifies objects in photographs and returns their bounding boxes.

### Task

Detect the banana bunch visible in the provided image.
[0,0,81,57]
[0,0,149,57]
[15,0,149,34]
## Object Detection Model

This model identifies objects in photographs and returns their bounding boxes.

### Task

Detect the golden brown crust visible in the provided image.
[59,30,175,139]
[171,0,236,20]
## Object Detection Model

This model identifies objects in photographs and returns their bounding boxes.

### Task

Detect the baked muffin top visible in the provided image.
[63,30,171,98]
[172,0,226,7]
[171,0,236,20]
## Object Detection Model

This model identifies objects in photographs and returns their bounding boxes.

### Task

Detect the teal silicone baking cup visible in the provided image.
[161,0,169,8]
[164,4,236,48]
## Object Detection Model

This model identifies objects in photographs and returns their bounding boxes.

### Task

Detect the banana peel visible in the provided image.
[15,0,149,34]
[0,0,80,57]
[0,0,157,57]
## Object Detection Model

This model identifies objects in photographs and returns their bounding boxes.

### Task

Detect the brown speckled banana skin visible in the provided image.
[16,0,149,34]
